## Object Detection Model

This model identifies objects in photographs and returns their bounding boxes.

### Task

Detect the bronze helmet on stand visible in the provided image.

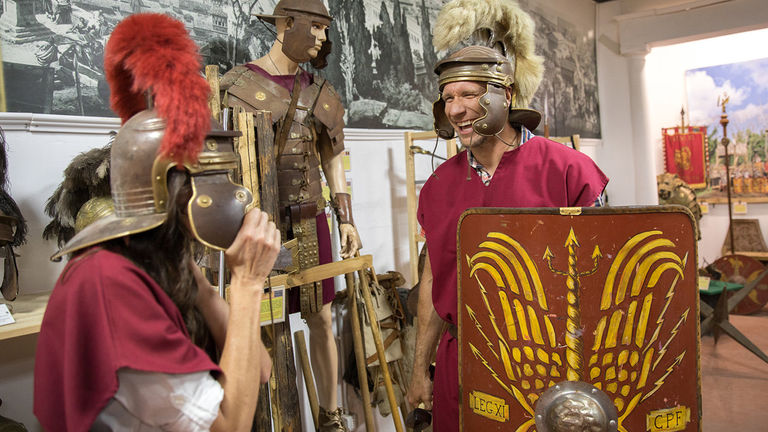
[52,13,252,260]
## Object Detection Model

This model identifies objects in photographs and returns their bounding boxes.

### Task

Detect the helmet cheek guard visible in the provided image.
[282,15,316,63]
[471,83,507,136]
[432,96,454,140]
[188,174,252,251]
[185,135,253,251]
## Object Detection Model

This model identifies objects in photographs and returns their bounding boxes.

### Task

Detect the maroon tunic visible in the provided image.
[242,63,335,313]
[417,137,608,432]
[34,249,220,431]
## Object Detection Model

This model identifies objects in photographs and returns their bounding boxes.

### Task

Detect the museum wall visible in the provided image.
[595,0,768,267]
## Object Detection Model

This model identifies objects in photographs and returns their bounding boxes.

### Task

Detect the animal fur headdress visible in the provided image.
[104,13,210,165]
[433,0,544,108]
[0,127,27,247]
[43,140,112,247]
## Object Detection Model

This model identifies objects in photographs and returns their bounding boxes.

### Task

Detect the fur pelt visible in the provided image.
[104,13,210,165]
[0,127,27,247]
[43,141,112,247]
[433,0,544,108]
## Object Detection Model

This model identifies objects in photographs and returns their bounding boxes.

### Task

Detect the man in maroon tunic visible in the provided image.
[406,45,608,432]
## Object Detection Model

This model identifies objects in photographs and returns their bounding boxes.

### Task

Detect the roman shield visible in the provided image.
[458,206,701,432]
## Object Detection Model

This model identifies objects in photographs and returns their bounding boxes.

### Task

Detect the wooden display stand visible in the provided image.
[404,131,457,284]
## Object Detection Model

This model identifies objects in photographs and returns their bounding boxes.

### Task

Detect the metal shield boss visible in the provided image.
[457,207,700,432]
[186,127,252,251]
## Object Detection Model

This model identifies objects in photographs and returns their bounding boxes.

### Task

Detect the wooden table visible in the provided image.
[0,291,50,341]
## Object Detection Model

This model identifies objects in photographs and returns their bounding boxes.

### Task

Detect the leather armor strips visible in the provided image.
[221,66,346,316]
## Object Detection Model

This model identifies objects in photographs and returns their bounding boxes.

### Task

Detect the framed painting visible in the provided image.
[685,56,768,203]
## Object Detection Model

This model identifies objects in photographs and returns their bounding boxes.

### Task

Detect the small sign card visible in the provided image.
[0,304,16,326]
[260,286,286,326]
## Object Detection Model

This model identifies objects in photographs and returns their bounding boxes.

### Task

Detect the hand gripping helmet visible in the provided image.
[254,0,333,68]
[432,0,545,139]
[52,13,252,260]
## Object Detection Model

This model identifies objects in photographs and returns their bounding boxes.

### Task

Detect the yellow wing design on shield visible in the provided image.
[590,230,689,432]
[466,231,563,432]
[465,228,688,432]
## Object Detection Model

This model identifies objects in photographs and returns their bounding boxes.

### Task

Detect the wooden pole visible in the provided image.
[404,132,420,285]
[255,110,301,431]
[357,268,405,432]
[294,330,320,429]
[347,272,377,431]
[205,65,221,121]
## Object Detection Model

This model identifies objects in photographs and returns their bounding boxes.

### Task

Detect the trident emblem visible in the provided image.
[542,227,602,381]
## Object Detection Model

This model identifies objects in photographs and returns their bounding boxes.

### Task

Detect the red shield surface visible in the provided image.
[458,207,701,432]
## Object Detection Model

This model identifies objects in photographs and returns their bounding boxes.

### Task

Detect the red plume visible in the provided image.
[104,13,210,165]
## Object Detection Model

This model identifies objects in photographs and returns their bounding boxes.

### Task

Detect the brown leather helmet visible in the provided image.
[254,0,333,67]
[433,46,541,139]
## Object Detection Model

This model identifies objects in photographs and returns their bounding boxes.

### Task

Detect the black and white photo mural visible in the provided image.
[1,0,600,138]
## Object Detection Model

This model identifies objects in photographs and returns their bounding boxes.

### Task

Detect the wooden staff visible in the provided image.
[357,268,404,432]
[347,271,376,431]
[294,330,320,428]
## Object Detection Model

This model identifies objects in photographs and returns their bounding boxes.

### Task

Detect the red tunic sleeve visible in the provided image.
[34,249,220,432]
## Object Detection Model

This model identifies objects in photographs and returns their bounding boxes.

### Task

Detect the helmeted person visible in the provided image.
[34,14,277,431]
[220,0,359,429]
[406,2,609,431]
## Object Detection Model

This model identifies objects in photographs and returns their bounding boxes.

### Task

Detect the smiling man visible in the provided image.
[220,1,359,430]
[406,43,609,432]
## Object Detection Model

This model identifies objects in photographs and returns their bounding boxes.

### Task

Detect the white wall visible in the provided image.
[645,28,768,265]
[596,0,768,265]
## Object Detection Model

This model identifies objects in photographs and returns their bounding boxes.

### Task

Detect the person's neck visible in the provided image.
[470,127,520,176]
[255,45,299,76]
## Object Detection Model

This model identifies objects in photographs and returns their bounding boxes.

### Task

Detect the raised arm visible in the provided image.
[209,209,279,431]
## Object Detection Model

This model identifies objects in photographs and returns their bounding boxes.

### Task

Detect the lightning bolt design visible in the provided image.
[653,309,689,370]
[465,304,499,360]
[642,352,686,402]
[469,342,534,415]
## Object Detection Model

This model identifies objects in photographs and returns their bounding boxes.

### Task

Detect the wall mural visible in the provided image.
[1,0,600,137]
[686,56,768,202]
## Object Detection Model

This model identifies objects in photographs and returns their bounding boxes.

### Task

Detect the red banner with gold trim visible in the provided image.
[663,126,707,189]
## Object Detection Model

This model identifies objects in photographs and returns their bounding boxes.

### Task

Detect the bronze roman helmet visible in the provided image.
[52,13,252,260]
[254,0,333,67]
[432,0,545,139]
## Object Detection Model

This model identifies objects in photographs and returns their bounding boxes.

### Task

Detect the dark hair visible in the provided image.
[104,171,209,347]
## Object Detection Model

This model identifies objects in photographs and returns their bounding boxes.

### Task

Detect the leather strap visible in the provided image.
[275,71,303,160]
[332,192,354,225]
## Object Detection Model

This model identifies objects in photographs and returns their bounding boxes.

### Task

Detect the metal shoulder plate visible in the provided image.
[220,65,290,122]
[311,79,346,155]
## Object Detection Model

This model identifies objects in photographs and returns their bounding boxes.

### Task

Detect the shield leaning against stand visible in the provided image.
[457,206,701,432]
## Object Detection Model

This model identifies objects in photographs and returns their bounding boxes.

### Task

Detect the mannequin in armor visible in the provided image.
[220,0,360,430]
